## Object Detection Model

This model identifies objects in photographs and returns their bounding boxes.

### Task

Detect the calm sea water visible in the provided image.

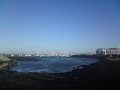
[10,57,98,73]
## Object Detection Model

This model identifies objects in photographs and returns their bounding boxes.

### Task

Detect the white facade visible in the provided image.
[96,48,106,55]
[96,48,120,55]
[106,48,120,55]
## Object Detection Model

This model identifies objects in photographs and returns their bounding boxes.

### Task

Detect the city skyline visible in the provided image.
[0,0,120,54]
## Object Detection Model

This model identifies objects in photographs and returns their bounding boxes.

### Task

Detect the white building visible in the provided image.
[24,54,32,57]
[106,48,120,55]
[11,54,14,57]
[96,48,106,55]
[96,48,120,55]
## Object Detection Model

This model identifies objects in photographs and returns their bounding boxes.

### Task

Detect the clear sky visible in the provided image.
[0,0,120,54]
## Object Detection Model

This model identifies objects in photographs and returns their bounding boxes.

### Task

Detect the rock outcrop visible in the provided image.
[0,55,10,62]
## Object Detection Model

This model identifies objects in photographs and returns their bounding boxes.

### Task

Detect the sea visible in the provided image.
[10,57,98,73]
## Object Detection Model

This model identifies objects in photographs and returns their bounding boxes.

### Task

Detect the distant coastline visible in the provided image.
[8,56,39,61]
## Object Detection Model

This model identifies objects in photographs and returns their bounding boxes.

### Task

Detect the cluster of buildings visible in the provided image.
[8,52,70,57]
[2,48,120,57]
[96,48,120,56]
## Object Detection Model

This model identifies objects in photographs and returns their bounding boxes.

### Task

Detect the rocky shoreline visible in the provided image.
[0,56,39,72]
[0,56,120,89]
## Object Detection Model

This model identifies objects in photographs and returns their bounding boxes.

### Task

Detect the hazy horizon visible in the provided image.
[0,0,120,54]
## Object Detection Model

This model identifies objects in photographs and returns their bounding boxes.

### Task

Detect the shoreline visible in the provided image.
[0,57,120,89]
[11,57,99,73]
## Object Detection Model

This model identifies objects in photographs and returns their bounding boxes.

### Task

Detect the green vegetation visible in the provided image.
[107,58,120,61]
[104,55,120,61]
[0,63,9,68]
[0,55,12,71]
[0,55,10,62]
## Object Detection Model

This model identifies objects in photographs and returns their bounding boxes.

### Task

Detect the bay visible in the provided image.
[10,57,98,73]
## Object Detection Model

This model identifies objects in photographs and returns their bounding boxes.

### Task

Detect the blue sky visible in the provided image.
[0,0,120,54]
